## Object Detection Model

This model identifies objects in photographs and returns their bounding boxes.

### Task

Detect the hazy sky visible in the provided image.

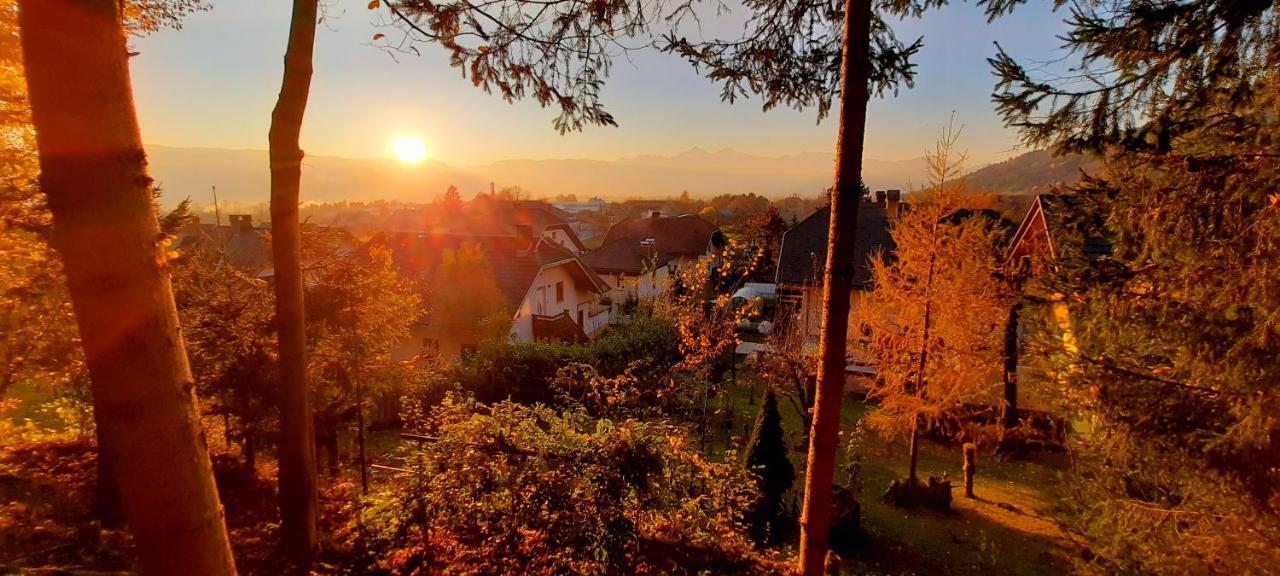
[129,0,1072,167]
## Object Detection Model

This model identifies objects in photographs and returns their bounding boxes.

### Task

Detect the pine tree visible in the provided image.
[744,390,795,543]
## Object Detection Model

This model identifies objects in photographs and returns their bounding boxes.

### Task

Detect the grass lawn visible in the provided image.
[704,367,1081,575]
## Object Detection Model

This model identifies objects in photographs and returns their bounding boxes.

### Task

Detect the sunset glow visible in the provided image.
[392,135,428,163]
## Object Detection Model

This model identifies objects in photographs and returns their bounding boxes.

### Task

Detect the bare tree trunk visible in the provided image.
[907,416,921,483]
[270,0,319,569]
[962,443,976,498]
[92,424,123,529]
[243,431,257,476]
[18,2,237,573]
[797,0,871,571]
[1000,303,1021,430]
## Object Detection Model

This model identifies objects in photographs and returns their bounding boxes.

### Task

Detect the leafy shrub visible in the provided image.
[452,317,681,405]
[358,395,779,575]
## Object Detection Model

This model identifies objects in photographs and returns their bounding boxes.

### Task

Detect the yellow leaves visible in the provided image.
[367,0,380,8]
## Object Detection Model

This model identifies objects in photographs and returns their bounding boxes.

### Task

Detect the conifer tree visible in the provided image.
[745,390,795,544]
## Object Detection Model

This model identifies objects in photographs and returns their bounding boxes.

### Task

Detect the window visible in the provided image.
[555,281,565,303]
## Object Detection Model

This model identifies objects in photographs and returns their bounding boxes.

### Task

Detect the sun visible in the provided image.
[392,135,428,163]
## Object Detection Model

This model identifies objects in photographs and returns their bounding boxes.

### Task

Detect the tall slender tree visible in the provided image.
[269,0,320,568]
[17,1,235,573]
[801,1,871,565]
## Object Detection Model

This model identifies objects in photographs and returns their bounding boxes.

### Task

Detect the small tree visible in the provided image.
[861,125,1010,487]
[744,390,795,544]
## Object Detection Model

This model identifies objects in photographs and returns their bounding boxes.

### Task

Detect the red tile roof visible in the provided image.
[600,214,722,257]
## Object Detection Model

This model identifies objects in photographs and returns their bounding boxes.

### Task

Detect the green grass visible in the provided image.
[703,367,1079,575]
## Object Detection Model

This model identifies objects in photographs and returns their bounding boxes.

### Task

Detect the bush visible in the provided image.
[453,317,682,405]
[358,395,779,575]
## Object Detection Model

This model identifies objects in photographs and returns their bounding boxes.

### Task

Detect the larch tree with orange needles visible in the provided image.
[860,125,1011,488]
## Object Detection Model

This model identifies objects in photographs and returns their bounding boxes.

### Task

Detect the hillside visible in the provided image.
[964,149,1103,195]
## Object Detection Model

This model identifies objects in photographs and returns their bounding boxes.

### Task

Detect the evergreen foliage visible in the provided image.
[744,390,796,544]
[746,390,795,499]
[993,1,1280,570]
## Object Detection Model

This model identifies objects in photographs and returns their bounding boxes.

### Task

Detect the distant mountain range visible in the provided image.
[146,145,1100,208]
[146,145,927,207]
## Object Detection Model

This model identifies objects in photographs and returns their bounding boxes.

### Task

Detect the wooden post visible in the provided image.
[962,443,976,499]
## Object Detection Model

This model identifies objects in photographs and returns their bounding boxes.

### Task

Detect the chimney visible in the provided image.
[886,189,901,218]
[490,182,496,196]
[875,190,887,204]
[229,214,253,233]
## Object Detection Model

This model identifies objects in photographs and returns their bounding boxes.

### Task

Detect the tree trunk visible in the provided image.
[92,424,123,529]
[907,416,921,483]
[270,1,320,569]
[962,443,976,498]
[18,2,237,573]
[1000,302,1021,430]
[243,431,257,476]
[797,0,872,572]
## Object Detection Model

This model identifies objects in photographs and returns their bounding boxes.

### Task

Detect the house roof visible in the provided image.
[1006,194,1112,265]
[942,208,1019,246]
[775,203,895,289]
[600,213,722,258]
[580,237,676,275]
[175,220,270,272]
[371,232,605,310]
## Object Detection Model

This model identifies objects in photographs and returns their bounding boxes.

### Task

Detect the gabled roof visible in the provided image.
[775,203,895,289]
[175,221,270,272]
[1006,194,1112,266]
[580,238,676,275]
[372,231,540,307]
[371,232,605,310]
[534,238,609,293]
[600,214,722,258]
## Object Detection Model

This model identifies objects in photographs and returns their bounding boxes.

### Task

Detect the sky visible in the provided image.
[128,0,1073,167]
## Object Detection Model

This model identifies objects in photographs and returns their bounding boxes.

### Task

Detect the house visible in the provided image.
[174,214,271,275]
[371,200,610,360]
[582,212,725,310]
[774,194,899,346]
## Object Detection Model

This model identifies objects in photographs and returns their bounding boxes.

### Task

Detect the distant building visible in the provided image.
[175,213,358,278]
[582,212,725,312]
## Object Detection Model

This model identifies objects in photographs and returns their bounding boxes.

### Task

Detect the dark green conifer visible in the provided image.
[745,390,795,543]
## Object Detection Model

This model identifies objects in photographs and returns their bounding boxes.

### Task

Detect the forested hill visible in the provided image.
[964,149,1103,195]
